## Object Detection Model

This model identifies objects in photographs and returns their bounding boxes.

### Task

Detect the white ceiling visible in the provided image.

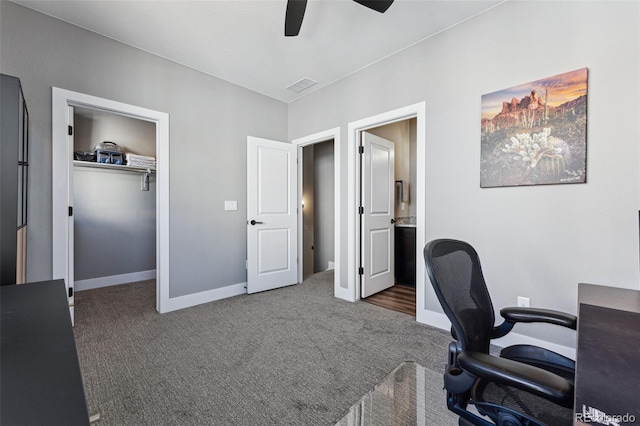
[13,0,505,103]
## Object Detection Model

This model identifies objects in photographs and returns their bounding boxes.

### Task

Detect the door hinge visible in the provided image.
[68,206,73,217]
[358,146,364,154]
[68,125,73,136]
[358,267,364,275]
[359,206,364,214]
[68,287,73,298]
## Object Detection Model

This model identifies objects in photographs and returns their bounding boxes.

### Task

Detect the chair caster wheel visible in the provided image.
[497,412,522,426]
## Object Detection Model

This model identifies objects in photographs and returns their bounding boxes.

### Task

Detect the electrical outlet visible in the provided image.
[517,296,530,308]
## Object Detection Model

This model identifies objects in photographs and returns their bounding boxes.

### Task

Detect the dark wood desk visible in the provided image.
[574,283,640,426]
[1,280,90,425]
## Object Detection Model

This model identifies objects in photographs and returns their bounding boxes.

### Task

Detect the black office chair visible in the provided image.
[423,239,577,426]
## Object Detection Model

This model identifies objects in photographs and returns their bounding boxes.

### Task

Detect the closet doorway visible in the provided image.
[52,87,170,322]
[72,107,157,295]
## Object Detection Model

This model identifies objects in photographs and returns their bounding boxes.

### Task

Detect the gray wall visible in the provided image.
[288,1,640,348]
[74,107,156,157]
[312,140,334,272]
[74,168,156,280]
[0,1,288,297]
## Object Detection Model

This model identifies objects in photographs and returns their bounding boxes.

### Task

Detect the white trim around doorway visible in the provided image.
[347,102,427,323]
[52,87,171,314]
[292,128,346,300]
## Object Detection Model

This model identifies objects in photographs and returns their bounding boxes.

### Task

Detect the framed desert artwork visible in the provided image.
[480,68,588,188]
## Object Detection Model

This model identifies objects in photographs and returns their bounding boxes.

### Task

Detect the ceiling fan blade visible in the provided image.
[285,0,307,37]
[352,0,394,14]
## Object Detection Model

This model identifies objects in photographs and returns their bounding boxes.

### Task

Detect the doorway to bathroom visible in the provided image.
[360,118,417,316]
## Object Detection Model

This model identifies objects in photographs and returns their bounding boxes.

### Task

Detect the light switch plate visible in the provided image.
[224,201,238,211]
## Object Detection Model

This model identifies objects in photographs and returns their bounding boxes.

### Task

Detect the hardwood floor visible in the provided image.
[363,284,416,316]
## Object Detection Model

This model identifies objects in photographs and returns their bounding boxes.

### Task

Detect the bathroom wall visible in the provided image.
[367,119,417,219]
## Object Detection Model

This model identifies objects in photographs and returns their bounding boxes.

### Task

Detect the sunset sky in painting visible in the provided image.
[481,68,588,120]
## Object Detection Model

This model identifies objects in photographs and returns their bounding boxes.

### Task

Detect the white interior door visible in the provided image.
[67,105,75,323]
[361,132,395,298]
[247,136,298,294]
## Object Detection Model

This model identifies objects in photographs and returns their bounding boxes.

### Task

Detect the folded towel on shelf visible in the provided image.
[126,153,156,169]
[126,153,156,162]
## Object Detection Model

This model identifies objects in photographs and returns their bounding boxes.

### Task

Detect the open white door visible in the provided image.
[247,137,298,294]
[67,105,75,324]
[361,132,395,298]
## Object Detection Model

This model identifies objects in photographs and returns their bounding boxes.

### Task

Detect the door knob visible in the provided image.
[250,220,264,225]
[390,219,396,224]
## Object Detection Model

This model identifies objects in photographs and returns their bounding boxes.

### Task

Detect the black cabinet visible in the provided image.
[395,226,416,286]
[0,74,29,285]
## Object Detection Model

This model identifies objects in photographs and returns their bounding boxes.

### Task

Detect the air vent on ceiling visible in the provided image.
[287,77,317,94]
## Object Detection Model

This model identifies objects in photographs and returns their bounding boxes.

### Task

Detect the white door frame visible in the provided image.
[52,87,171,314]
[347,102,428,323]
[292,128,344,299]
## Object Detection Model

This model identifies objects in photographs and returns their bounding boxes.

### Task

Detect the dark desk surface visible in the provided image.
[574,283,640,426]
[1,280,90,425]
[578,283,640,313]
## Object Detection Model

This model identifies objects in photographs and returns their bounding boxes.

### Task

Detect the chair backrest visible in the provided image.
[424,239,495,353]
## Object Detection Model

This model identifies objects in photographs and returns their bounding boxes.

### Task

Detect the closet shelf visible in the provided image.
[73,160,156,174]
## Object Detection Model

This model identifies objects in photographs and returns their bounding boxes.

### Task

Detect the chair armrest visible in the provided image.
[500,307,577,330]
[457,351,574,408]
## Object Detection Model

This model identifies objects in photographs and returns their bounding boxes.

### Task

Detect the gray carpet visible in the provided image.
[73,271,458,425]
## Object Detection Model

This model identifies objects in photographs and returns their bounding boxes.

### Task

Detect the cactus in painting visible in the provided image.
[502,128,565,174]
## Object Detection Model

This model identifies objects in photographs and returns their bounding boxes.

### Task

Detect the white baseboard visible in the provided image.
[419,310,576,360]
[334,284,354,302]
[162,282,246,313]
[418,309,452,331]
[75,270,156,291]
